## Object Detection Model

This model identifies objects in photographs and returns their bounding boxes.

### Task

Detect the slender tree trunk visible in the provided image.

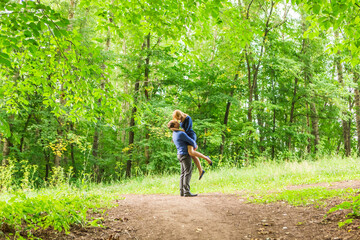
[306,102,311,153]
[354,71,360,154]
[54,0,76,167]
[20,114,32,153]
[220,57,243,156]
[44,150,50,181]
[127,82,139,178]
[254,67,265,152]
[287,78,298,150]
[252,3,274,153]
[2,114,14,165]
[127,41,146,178]
[335,31,351,156]
[245,4,273,143]
[220,89,234,157]
[144,33,151,164]
[310,102,320,153]
[245,50,254,123]
[69,122,76,175]
[271,70,276,159]
[271,108,276,159]
[92,2,113,179]
[2,138,10,165]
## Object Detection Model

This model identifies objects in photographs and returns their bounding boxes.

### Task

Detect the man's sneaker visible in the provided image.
[184,192,198,197]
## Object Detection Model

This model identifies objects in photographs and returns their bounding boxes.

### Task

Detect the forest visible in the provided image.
[1,0,360,183]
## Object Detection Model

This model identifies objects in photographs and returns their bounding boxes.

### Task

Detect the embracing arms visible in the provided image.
[178,131,197,150]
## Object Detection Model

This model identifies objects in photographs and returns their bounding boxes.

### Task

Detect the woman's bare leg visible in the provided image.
[191,155,203,175]
[188,146,212,164]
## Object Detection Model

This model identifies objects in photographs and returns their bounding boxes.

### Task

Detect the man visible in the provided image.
[167,120,198,197]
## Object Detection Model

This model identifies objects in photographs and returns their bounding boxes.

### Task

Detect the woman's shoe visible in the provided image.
[207,156,212,166]
[199,170,205,180]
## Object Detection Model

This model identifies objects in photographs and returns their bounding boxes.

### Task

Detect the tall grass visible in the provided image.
[0,161,117,239]
[111,156,360,194]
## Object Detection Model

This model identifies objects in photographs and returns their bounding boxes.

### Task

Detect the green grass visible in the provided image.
[109,156,360,195]
[0,185,117,239]
[249,187,356,206]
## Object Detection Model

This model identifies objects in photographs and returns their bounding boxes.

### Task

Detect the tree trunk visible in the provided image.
[2,138,10,165]
[310,102,320,153]
[335,31,351,156]
[92,2,113,179]
[354,71,360,154]
[144,33,151,164]
[220,57,243,156]
[220,89,234,157]
[70,122,76,176]
[271,71,276,159]
[127,94,138,178]
[245,50,254,123]
[44,150,50,181]
[19,113,32,153]
[92,126,100,177]
[2,113,14,165]
[54,0,76,167]
[271,108,276,159]
[306,102,311,153]
[287,77,298,151]
[127,41,146,178]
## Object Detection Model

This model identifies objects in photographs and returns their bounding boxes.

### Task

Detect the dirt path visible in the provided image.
[37,181,360,240]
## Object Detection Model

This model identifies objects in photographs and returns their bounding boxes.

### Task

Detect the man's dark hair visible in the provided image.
[167,120,177,129]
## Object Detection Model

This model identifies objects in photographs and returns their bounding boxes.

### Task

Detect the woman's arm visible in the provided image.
[170,127,185,132]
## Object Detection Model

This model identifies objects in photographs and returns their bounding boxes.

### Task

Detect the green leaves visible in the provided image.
[0,116,10,138]
[0,52,11,67]
[312,4,321,14]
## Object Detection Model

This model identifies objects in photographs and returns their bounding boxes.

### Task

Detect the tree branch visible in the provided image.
[246,0,254,19]
[271,3,290,30]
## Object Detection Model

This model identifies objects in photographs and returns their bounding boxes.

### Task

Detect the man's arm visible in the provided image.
[179,132,197,149]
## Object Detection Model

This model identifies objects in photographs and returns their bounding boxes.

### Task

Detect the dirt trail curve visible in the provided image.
[41,181,360,240]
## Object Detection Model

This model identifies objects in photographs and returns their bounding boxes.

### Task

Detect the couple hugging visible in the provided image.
[167,110,212,197]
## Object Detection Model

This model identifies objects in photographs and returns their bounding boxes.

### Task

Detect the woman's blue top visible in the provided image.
[180,116,197,141]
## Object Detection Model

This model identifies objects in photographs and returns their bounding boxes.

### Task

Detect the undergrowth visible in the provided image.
[0,187,114,239]
[328,194,360,228]
[0,161,117,240]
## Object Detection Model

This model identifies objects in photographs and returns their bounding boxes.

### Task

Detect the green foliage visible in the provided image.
[0,0,360,183]
[0,162,114,239]
[250,187,354,206]
[329,194,360,228]
[0,187,112,238]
